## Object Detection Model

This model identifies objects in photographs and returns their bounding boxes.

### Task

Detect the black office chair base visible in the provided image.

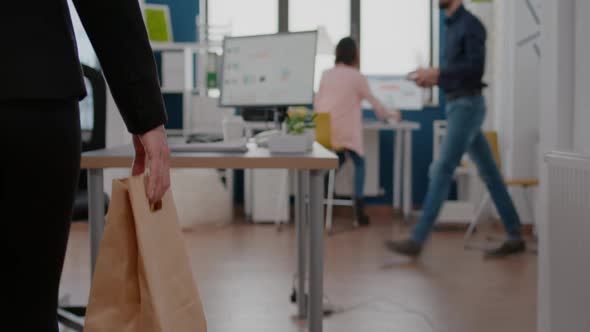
[72,191,109,222]
[290,288,335,316]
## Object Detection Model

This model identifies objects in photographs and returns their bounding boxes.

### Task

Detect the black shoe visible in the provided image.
[385,239,423,258]
[354,199,371,226]
[484,239,526,258]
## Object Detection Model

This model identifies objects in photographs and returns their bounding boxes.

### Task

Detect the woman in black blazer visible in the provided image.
[1,1,171,330]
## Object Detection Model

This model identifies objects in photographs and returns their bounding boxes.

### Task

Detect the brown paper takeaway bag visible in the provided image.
[84,177,207,332]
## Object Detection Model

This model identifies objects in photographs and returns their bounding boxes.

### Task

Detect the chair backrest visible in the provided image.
[81,64,107,152]
[314,112,333,150]
[484,131,502,169]
[78,65,107,191]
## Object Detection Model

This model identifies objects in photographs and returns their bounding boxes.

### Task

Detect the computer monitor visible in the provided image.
[220,31,318,108]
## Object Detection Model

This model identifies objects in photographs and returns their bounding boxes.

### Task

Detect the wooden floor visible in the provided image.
[60,213,537,332]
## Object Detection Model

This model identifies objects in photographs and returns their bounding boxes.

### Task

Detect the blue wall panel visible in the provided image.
[145,0,199,42]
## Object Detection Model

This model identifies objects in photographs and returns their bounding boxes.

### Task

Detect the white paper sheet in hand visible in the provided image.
[362,76,424,111]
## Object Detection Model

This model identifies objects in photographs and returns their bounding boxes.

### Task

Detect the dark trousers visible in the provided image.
[0,100,81,332]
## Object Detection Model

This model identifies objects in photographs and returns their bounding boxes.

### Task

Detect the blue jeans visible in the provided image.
[337,150,366,200]
[411,95,522,244]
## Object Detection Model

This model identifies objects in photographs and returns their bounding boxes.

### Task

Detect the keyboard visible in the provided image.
[169,139,249,153]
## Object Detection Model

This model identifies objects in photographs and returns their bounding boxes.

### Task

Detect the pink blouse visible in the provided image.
[313,65,387,156]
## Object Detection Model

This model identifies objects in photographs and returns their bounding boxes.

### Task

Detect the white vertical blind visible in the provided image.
[289,0,350,43]
[361,0,431,75]
[208,0,278,38]
[289,0,350,91]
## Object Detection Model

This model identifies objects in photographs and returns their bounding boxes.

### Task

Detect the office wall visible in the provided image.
[492,0,515,174]
[538,0,577,331]
[538,5,590,332]
[494,0,541,180]
[574,0,590,154]
[488,0,542,223]
[513,0,541,179]
[539,1,590,329]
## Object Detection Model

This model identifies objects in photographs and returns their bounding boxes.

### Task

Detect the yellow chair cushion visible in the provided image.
[505,178,539,187]
[314,112,332,150]
[483,131,502,169]
[460,132,538,188]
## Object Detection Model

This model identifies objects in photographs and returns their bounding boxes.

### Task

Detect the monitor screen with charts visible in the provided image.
[362,76,424,111]
[220,31,318,107]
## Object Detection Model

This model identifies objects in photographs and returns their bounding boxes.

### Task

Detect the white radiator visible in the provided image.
[545,151,590,332]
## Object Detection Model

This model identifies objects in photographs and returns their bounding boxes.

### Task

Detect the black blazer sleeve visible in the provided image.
[72,0,167,135]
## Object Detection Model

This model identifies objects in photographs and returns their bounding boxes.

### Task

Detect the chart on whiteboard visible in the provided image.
[220,32,317,107]
[362,76,424,111]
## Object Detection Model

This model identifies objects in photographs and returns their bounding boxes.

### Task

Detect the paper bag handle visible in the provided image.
[150,200,163,212]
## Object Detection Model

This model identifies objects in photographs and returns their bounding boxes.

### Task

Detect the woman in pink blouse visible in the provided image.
[314,37,400,225]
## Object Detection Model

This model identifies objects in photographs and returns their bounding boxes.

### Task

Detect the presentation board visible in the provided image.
[362,76,424,111]
[220,31,317,107]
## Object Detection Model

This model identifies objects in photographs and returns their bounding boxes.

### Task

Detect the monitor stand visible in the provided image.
[273,107,288,130]
[241,107,288,130]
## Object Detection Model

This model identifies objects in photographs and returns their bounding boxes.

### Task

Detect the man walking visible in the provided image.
[386,0,526,258]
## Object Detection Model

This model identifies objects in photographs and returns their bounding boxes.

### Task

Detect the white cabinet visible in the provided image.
[250,169,290,223]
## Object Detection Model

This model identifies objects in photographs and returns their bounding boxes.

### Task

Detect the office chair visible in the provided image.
[58,64,109,332]
[71,64,110,221]
[464,131,538,247]
[314,113,357,233]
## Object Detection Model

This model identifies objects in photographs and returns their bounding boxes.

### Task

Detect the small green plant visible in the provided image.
[286,108,316,135]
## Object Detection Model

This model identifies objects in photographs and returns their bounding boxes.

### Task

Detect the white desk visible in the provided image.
[363,121,421,218]
[81,143,338,332]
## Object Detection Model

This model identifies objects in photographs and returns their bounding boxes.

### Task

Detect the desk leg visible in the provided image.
[295,170,307,318]
[403,130,413,219]
[393,130,403,212]
[226,170,235,218]
[308,170,325,332]
[245,128,254,221]
[245,169,252,220]
[88,169,105,277]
